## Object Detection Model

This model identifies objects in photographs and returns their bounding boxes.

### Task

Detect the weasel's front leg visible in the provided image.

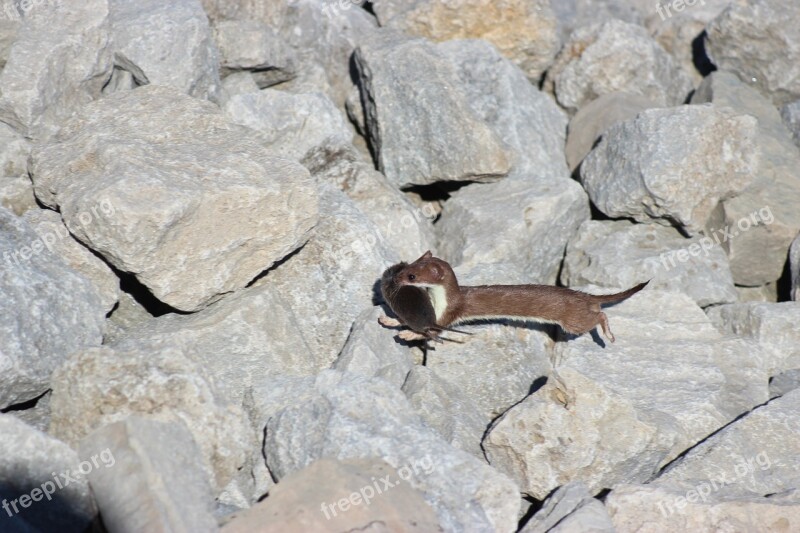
[378,315,402,328]
[397,330,427,342]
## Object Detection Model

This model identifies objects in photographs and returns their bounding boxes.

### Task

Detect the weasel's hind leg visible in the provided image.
[598,312,615,343]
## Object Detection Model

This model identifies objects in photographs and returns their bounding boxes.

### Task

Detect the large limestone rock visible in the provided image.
[30,85,319,312]
[562,219,737,308]
[108,0,221,102]
[545,19,693,113]
[705,0,800,106]
[0,0,113,140]
[372,0,560,81]
[353,32,510,187]
[521,481,615,533]
[581,105,759,235]
[49,346,252,491]
[791,233,800,301]
[0,207,105,409]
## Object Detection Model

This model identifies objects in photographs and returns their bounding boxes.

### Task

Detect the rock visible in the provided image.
[792,233,800,301]
[736,283,778,303]
[0,414,95,532]
[49,346,252,491]
[565,92,656,172]
[23,208,119,314]
[6,391,51,434]
[483,290,770,499]
[109,0,221,102]
[606,484,800,532]
[103,291,153,345]
[0,176,37,216]
[655,389,800,499]
[0,10,20,69]
[333,307,415,389]
[781,99,800,148]
[223,89,352,162]
[706,302,800,375]
[221,72,259,101]
[0,0,113,140]
[221,458,440,533]
[303,145,436,260]
[561,219,737,308]
[353,32,510,188]
[0,121,30,178]
[0,207,105,409]
[401,366,488,459]
[545,19,693,113]
[79,416,217,533]
[258,370,520,532]
[581,105,759,235]
[551,0,646,41]
[770,369,800,399]
[705,0,800,106]
[213,19,294,84]
[372,0,560,81]
[692,71,800,285]
[30,85,319,312]
[520,481,615,533]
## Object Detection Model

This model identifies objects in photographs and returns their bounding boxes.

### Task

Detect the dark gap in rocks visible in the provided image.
[588,201,612,222]
[517,494,545,530]
[0,389,49,413]
[361,1,375,16]
[246,242,306,288]
[692,31,716,78]
[116,270,184,317]
[595,487,612,501]
[775,255,793,302]
[401,180,477,217]
[528,375,548,395]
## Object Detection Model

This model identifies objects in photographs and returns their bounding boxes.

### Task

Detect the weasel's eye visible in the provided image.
[408,274,416,281]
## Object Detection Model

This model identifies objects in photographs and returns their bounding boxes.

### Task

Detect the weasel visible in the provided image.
[379,262,470,343]
[388,251,648,343]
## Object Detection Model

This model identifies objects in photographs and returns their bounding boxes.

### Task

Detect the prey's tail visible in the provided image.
[592,280,649,304]
[430,325,472,336]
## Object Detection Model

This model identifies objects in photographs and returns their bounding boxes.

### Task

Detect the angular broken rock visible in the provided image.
[0,0,113,140]
[561,219,737,308]
[520,481,615,533]
[257,370,520,533]
[0,414,96,532]
[0,207,105,409]
[49,346,252,491]
[30,85,319,312]
[213,19,294,85]
[353,31,510,187]
[108,0,221,102]
[705,0,800,106]
[79,416,217,533]
[372,0,560,81]
[792,233,800,301]
[581,105,759,235]
[221,458,440,533]
[545,19,693,113]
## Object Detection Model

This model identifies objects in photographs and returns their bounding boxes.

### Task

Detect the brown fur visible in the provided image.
[393,251,649,342]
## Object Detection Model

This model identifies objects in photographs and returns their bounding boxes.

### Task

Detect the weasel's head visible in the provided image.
[394,251,456,288]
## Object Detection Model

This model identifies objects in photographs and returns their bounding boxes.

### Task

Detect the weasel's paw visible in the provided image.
[378,315,401,328]
[397,330,426,342]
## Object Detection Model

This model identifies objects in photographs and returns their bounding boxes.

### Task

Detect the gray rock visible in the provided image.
[581,105,759,235]
[109,0,221,102]
[781,99,800,148]
[213,19,293,83]
[561,219,737,308]
[606,484,800,532]
[0,121,30,178]
[0,414,95,532]
[692,71,800,285]
[551,0,649,40]
[353,31,511,187]
[79,417,217,533]
[23,209,119,314]
[258,370,521,533]
[30,85,319,312]
[655,389,800,500]
[545,19,693,113]
[484,290,770,499]
[0,8,20,69]
[0,0,113,140]
[0,207,105,409]
[372,0,560,81]
[770,369,800,399]
[0,176,37,216]
[401,366,488,459]
[7,391,51,434]
[103,291,154,345]
[792,233,800,301]
[706,302,800,375]
[520,481,614,533]
[565,91,656,172]
[735,283,778,303]
[333,306,415,389]
[220,71,259,101]
[705,0,800,106]
[223,89,352,162]
[49,346,252,492]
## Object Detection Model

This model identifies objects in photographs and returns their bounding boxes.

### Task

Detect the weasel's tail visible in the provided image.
[593,280,649,304]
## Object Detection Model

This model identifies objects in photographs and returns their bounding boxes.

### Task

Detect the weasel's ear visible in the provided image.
[417,250,433,261]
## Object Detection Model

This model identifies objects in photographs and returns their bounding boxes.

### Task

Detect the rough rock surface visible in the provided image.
[581,105,759,235]
[0,207,105,409]
[520,481,614,533]
[562,219,737,307]
[30,85,319,312]
[792,233,800,301]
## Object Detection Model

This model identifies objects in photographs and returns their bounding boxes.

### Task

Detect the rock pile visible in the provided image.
[1,0,799,531]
